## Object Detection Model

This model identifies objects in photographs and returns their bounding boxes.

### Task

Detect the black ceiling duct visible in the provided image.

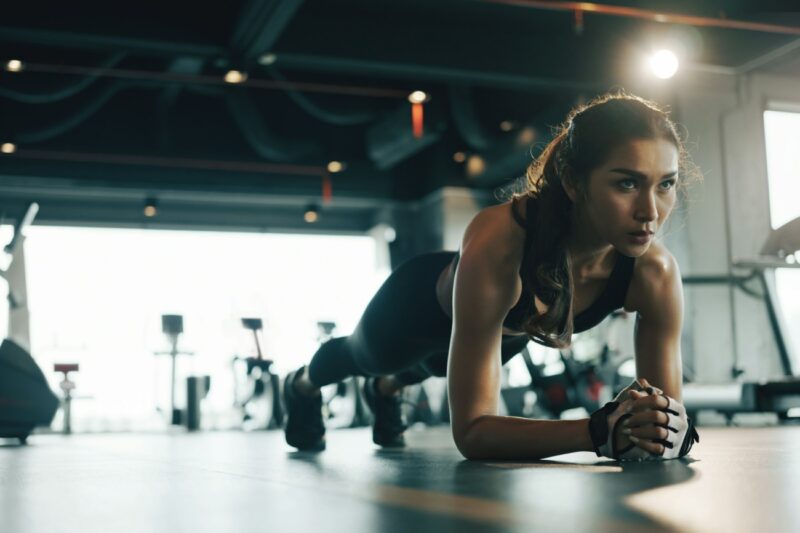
[366,100,447,170]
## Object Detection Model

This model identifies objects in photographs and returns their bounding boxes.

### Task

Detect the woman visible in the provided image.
[282,92,701,461]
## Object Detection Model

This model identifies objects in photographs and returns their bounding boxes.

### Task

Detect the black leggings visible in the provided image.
[307,251,530,387]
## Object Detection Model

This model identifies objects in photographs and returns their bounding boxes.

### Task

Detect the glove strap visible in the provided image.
[679,417,700,457]
[588,401,618,457]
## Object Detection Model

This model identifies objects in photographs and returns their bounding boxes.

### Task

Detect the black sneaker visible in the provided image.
[282,366,326,451]
[362,377,408,448]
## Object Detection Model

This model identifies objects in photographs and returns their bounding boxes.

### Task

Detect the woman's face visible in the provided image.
[579,137,680,256]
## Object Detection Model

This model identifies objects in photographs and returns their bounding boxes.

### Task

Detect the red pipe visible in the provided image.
[478,0,800,36]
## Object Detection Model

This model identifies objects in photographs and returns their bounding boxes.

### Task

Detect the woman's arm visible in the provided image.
[630,247,684,401]
[447,209,595,460]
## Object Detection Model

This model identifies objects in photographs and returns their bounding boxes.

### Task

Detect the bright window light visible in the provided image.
[21,227,390,432]
[763,109,800,367]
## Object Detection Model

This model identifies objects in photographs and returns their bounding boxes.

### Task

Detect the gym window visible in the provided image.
[22,227,389,431]
[763,109,800,369]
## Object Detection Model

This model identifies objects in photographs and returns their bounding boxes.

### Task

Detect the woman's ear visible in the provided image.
[561,175,578,203]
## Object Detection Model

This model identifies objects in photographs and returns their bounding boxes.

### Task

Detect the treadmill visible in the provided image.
[682,216,800,420]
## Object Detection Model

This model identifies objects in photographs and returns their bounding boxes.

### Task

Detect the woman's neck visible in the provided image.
[566,208,616,281]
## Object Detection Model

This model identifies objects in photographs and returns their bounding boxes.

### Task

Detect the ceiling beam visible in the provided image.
[0,27,224,58]
[270,52,609,92]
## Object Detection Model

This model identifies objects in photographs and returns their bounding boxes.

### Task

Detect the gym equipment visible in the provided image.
[154,314,194,425]
[53,363,79,434]
[185,375,211,431]
[0,339,59,443]
[682,215,800,421]
[0,203,58,443]
[232,317,283,430]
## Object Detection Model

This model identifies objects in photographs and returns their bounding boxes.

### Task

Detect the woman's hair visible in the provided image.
[506,90,701,349]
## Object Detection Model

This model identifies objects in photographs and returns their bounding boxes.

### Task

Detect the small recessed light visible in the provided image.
[327,161,345,173]
[500,120,514,132]
[258,54,277,66]
[1,143,16,154]
[5,60,23,72]
[453,152,466,163]
[408,91,429,104]
[224,70,248,84]
[143,198,158,217]
[466,155,486,177]
[304,204,319,223]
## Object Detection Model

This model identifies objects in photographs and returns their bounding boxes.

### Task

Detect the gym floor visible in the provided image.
[1,425,798,533]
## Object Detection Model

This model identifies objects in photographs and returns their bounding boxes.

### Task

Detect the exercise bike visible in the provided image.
[231,318,283,430]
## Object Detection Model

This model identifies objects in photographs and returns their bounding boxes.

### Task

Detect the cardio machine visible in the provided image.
[681,215,800,421]
[0,203,59,443]
[232,318,283,430]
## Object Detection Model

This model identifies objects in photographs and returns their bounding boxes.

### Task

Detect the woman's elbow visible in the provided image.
[452,419,490,460]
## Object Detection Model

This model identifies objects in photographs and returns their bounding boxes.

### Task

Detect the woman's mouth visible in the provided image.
[627,231,653,244]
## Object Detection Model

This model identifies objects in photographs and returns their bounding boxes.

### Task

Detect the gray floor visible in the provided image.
[1,425,798,533]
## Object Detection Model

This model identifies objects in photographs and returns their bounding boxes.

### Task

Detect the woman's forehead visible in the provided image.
[599,138,679,172]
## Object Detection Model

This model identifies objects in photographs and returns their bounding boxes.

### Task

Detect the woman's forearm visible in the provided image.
[458,415,594,460]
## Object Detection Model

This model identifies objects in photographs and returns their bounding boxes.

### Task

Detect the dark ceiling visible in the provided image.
[1,0,799,229]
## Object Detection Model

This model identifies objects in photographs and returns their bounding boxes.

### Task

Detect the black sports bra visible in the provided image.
[450,196,635,335]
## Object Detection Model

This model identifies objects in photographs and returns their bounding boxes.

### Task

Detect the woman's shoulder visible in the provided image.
[625,241,681,312]
[461,200,527,263]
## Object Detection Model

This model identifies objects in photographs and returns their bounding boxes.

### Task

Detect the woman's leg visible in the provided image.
[296,251,456,392]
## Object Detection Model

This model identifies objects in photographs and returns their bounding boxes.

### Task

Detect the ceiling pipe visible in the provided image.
[475,0,800,36]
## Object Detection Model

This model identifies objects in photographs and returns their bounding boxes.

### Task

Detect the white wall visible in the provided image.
[676,72,800,383]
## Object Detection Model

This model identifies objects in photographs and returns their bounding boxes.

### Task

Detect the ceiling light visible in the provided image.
[453,152,466,163]
[304,204,319,223]
[500,120,514,132]
[224,70,248,84]
[408,91,429,104]
[516,127,536,145]
[258,54,277,66]
[1,143,16,154]
[648,49,679,79]
[143,198,158,217]
[466,155,486,177]
[5,60,23,72]
[327,161,345,173]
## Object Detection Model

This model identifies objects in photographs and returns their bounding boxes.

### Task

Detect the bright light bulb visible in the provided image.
[648,49,679,79]
[327,161,345,173]
[1,143,16,154]
[304,211,318,223]
[144,205,157,217]
[408,91,428,104]
[6,60,23,72]
[224,70,248,84]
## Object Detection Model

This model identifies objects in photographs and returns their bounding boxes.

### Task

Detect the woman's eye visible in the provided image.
[618,179,636,190]
[660,179,677,190]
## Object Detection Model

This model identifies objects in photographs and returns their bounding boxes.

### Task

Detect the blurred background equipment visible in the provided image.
[154,314,194,425]
[0,339,59,444]
[232,317,283,430]
[53,363,79,435]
